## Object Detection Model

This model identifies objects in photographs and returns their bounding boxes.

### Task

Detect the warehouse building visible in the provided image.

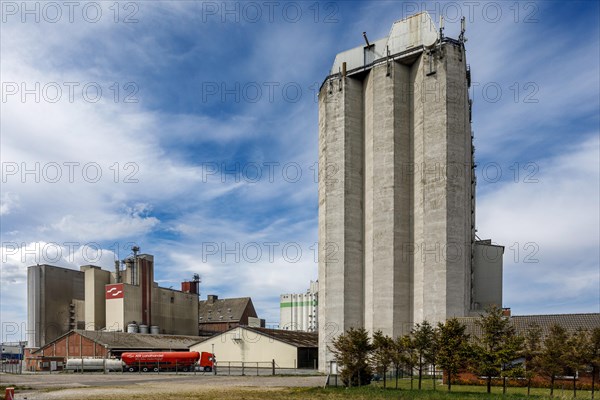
[27,248,200,348]
[25,329,207,371]
[190,326,317,369]
[280,281,318,332]
[458,312,600,339]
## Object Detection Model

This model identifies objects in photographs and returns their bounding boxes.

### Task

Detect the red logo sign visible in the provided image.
[105,283,124,299]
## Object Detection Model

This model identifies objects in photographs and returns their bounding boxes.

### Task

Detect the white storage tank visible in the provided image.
[127,324,138,333]
[139,324,149,334]
[66,358,123,371]
[150,325,160,335]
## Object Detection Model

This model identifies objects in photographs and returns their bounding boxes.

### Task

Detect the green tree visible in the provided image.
[436,318,471,392]
[471,305,523,394]
[397,334,418,390]
[329,327,373,387]
[591,328,600,400]
[371,330,394,388]
[390,334,411,389]
[522,323,543,396]
[538,324,570,397]
[566,328,592,398]
[412,321,436,390]
[428,327,441,390]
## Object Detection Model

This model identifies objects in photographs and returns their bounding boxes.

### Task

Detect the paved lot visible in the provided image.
[1,373,326,399]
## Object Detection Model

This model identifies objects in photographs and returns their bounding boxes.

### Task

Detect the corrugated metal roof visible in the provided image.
[76,330,208,350]
[32,330,208,353]
[457,313,600,340]
[243,327,317,348]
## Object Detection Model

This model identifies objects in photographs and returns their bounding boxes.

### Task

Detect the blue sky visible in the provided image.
[1,1,599,342]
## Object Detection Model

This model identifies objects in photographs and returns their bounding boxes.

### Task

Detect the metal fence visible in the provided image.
[325,362,442,388]
[213,361,318,376]
[21,358,318,376]
[0,360,23,374]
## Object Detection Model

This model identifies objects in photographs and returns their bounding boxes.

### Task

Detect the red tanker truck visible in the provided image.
[121,351,214,373]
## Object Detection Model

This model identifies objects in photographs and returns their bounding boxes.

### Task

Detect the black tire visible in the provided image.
[142,367,149,373]
[127,367,136,373]
[204,366,212,372]
[153,367,159,373]
[182,367,189,372]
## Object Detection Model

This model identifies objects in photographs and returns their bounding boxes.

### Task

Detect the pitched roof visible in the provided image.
[457,313,600,340]
[198,297,255,323]
[32,330,208,353]
[242,327,317,348]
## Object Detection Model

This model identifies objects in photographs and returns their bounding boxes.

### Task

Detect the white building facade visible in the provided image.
[280,281,318,332]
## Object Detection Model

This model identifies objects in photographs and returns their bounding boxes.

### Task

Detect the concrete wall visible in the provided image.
[105,283,142,331]
[151,287,199,336]
[363,62,413,337]
[84,266,111,330]
[190,327,299,368]
[318,73,365,371]
[318,40,475,371]
[27,265,84,348]
[472,242,504,311]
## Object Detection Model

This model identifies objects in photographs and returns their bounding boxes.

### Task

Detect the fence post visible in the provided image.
[272,359,275,376]
[242,361,245,376]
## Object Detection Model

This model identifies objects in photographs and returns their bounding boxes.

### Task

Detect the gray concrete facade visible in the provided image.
[318,13,497,371]
[27,264,85,348]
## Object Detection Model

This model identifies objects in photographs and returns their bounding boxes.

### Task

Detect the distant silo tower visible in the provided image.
[317,12,503,371]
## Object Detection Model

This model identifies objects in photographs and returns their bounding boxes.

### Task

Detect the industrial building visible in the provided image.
[190,326,317,369]
[317,12,503,370]
[27,249,201,348]
[198,295,261,335]
[280,281,318,332]
[25,330,206,371]
[27,264,86,348]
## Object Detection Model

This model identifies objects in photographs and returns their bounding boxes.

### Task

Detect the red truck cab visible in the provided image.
[199,351,214,372]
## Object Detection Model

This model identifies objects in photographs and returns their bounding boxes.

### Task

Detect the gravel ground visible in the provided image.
[1,373,327,399]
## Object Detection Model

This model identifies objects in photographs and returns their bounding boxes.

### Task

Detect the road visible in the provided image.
[1,372,327,399]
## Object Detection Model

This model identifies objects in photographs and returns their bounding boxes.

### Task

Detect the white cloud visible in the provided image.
[0,193,19,216]
[478,135,600,313]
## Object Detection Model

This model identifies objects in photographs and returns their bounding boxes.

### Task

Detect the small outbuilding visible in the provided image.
[190,326,318,369]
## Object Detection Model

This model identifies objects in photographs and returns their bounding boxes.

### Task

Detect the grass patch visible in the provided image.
[29,386,599,400]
